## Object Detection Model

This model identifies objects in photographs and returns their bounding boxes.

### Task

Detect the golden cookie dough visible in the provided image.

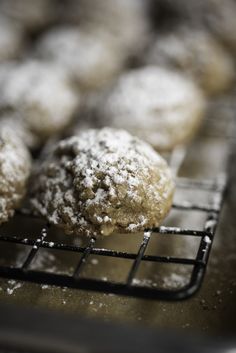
[146,27,235,96]
[0,16,24,62]
[97,67,206,152]
[0,60,80,147]
[36,26,125,91]
[30,128,174,237]
[0,125,31,225]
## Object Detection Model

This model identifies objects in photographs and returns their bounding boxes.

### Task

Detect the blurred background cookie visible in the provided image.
[0,60,80,149]
[145,26,235,96]
[0,112,38,149]
[57,0,152,61]
[35,26,125,92]
[150,0,236,57]
[0,125,31,225]
[97,67,206,151]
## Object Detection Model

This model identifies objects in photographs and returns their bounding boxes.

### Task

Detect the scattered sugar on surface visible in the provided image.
[132,278,154,287]
[204,236,212,244]
[163,273,189,289]
[132,271,189,289]
[91,258,99,265]
[30,251,56,272]
[6,280,22,295]
[205,219,217,230]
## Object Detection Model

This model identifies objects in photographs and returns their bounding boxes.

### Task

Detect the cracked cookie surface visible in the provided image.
[30,128,174,237]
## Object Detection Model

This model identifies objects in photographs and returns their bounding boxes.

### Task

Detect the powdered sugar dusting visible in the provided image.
[0,127,31,224]
[31,128,174,237]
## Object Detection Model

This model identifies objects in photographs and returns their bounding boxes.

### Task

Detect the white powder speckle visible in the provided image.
[204,236,212,244]
[7,288,13,295]
[91,258,99,265]
[205,219,217,230]
[163,273,189,289]
[6,281,22,295]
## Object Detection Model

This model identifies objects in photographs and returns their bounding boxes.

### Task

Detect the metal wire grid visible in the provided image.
[0,111,232,300]
[0,174,227,300]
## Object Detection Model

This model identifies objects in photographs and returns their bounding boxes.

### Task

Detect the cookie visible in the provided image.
[97,67,206,151]
[0,60,79,147]
[36,26,124,91]
[0,125,31,225]
[146,27,235,95]
[30,128,174,237]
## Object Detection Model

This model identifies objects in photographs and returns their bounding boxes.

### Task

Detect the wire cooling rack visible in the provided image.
[0,104,234,300]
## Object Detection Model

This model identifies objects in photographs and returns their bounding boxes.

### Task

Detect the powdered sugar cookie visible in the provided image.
[30,128,174,237]
[0,60,80,147]
[0,126,31,225]
[36,26,124,91]
[146,27,235,95]
[97,67,206,151]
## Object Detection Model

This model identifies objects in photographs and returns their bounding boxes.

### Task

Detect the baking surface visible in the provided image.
[0,99,235,336]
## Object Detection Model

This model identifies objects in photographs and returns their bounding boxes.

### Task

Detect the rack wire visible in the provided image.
[0,106,234,300]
